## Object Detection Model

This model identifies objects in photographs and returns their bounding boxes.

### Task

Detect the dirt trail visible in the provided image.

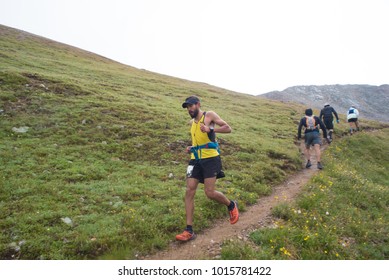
[144,143,325,260]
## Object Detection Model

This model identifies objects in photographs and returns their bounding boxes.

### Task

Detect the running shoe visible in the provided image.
[175,230,196,242]
[306,160,312,168]
[317,162,323,169]
[229,201,239,224]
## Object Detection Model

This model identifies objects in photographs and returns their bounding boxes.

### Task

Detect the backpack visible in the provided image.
[305,116,317,130]
[348,108,355,114]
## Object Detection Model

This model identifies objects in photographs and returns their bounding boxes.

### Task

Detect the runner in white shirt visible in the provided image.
[347,106,360,134]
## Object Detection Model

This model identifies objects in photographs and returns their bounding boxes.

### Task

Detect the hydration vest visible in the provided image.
[305,116,318,130]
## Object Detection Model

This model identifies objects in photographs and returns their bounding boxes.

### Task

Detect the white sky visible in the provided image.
[1,0,388,95]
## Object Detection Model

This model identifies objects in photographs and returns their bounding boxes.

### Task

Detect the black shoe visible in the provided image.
[306,160,312,168]
[317,162,323,169]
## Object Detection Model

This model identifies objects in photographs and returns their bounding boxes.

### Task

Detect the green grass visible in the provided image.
[0,25,386,259]
[221,129,389,259]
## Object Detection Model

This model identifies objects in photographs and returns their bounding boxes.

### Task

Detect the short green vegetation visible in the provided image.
[221,129,389,259]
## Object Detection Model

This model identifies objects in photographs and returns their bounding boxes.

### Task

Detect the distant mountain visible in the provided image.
[260,84,389,123]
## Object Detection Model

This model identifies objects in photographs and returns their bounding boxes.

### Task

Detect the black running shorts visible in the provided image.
[186,156,225,183]
[348,118,358,123]
[323,118,334,129]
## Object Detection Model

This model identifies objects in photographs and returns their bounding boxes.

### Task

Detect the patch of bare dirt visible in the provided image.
[143,142,326,260]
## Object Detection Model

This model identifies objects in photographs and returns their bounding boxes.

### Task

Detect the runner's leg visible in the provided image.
[185,178,199,226]
[314,143,321,162]
[304,145,311,161]
[204,177,230,206]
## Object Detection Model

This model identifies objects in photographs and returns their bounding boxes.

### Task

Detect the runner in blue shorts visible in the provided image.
[298,108,329,170]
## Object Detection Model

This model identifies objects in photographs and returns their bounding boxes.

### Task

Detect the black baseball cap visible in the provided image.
[182,95,200,108]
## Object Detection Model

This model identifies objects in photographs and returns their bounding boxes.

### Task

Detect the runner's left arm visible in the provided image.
[297,118,304,140]
[332,108,339,121]
[201,111,231,133]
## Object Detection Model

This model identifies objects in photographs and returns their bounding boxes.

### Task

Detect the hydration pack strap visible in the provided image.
[190,142,220,160]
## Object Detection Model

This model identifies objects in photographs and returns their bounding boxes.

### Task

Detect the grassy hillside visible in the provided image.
[0,25,385,259]
[221,129,389,259]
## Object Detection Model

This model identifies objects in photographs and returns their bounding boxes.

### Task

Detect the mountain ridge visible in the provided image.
[260,84,389,123]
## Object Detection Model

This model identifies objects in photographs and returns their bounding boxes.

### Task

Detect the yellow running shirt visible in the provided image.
[190,113,219,159]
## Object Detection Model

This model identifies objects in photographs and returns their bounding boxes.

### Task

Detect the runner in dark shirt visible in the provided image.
[319,103,339,142]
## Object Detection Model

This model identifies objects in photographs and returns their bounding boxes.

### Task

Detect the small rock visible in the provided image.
[61,217,73,226]
[12,126,29,133]
[113,201,123,208]
[39,84,48,90]
[168,173,174,178]
[8,242,21,252]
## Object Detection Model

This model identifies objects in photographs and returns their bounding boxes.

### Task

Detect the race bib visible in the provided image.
[186,165,194,177]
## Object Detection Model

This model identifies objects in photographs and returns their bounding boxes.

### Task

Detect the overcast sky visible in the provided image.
[1,0,388,94]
